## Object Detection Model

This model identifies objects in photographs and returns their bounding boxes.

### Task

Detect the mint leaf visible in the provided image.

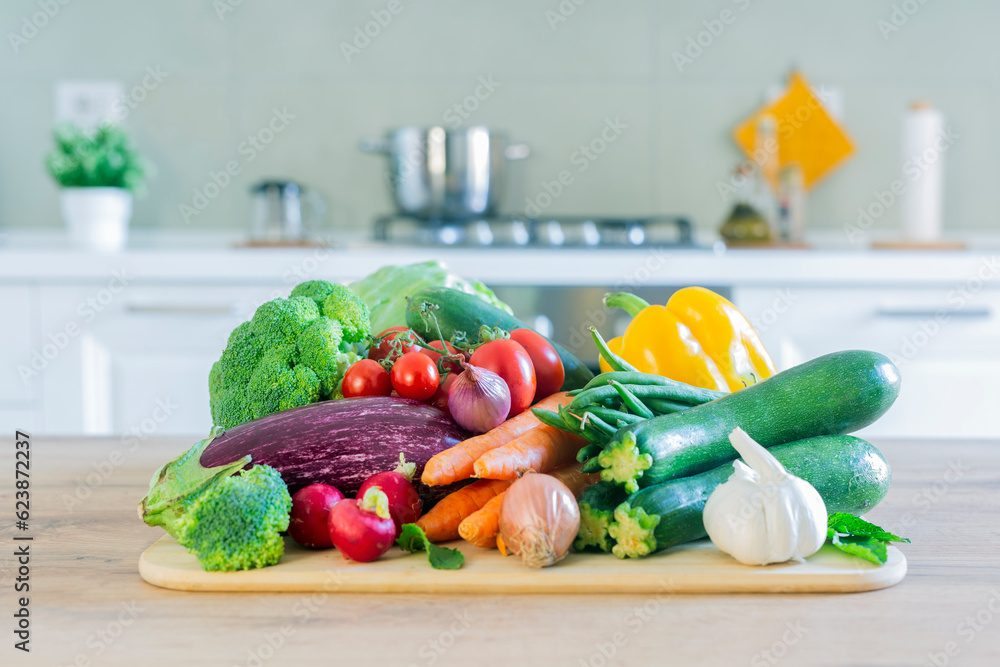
[396,523,427,552]
[396,523,464,570]
[827,512,910,543]
[426,542,465,570]
[829,533,888,565]
[826,513,908,565]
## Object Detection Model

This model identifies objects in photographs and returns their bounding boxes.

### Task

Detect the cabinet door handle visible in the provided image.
[874,306,992,319]
[125,303,239,316]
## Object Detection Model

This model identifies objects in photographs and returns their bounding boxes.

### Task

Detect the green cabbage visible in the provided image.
[349,261,512,334]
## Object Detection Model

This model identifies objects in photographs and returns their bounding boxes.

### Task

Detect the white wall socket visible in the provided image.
[54,80,125,128]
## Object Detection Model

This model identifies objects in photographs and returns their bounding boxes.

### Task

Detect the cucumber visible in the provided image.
[608,434,891,558]
[575,482,629,552]
[596,350,900,492]
[405,286,594,391]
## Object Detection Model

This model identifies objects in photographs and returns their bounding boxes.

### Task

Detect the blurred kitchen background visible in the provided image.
[2,0,998,439]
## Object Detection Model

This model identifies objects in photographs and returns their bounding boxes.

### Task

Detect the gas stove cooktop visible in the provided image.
[372,214,696,248]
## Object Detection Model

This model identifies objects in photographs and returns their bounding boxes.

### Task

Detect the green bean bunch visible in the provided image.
[531,328,726,471]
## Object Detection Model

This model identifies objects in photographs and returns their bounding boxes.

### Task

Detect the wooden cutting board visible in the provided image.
[139,536,906,594]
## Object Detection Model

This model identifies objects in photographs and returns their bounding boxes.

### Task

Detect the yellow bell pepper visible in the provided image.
[600,287,777,392]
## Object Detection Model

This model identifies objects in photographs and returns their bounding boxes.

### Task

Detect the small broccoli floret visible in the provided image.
[209,281,372,428]
[210,322,263,426]
[246,345,321,420]
[251,297,320,347]
[209,359,254,427]
[139,432,292,572]
[289,280,339,304]
[296,317,352,398]
[176,466,290,571]
[208,360,224,422]
[319,283,371,343]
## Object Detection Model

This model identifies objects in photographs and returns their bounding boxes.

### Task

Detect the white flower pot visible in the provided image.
[60,187,133,252]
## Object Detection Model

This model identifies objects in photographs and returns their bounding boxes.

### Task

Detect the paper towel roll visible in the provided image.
[900,103,945,242]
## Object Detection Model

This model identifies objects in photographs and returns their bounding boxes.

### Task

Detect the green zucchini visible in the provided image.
[405,287,594,390]
[597,350,901,492]
[608,434,892,558]
[575,481,630,552]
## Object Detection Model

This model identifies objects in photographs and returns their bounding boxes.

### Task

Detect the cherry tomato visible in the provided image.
[429,373,457,416]
[368,327,421,363]
[469,340,536,419]
[341,359,392,398]
[423,340,463,373]
[391,352,440,401]
[509,329,565,401]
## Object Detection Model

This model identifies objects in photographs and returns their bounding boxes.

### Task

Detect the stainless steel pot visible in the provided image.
[360,126,530,220]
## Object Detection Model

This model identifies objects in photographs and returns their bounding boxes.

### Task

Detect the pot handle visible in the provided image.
[359,138,389,154]
[504,144,531,160]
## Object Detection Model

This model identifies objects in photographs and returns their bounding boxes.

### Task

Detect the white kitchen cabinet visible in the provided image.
[733,287,1000,439]
[0,286,36,403]
[31,284,286,436]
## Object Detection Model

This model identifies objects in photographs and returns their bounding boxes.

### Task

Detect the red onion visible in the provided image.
[447,364,511,434]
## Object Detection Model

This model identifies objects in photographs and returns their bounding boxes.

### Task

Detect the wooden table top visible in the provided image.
[2,436,998,667]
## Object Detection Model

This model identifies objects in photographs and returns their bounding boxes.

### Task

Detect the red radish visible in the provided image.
[288,484,345,548]
[328,487,396,562]
[357,454,423,537]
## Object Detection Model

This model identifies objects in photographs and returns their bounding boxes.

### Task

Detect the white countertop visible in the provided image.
[1,229,997,288]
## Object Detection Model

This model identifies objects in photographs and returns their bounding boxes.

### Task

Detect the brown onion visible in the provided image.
[447,363,511,434]
[498,473,580,568]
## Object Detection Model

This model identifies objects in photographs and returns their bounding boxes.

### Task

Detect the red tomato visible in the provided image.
[423,340,463,373]
[341,359,392,398]
[368,327,421,363]
[390,352,440,401]
[469,340,536,419]
[509,329,565,401]
[429,372,457,416]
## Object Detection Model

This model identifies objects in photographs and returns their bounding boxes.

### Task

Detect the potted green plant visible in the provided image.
[45,123,148,252]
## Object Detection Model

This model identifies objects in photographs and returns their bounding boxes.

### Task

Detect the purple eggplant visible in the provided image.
[200,397,470,504]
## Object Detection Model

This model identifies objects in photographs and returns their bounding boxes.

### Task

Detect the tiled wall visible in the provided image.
[1,0,995,241]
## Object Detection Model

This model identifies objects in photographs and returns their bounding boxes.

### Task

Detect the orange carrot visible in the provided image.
[548,461,601,498]
[415,479,512,542]
[457,492,506,548]
[421,392,572,486]
[472,425,587,480]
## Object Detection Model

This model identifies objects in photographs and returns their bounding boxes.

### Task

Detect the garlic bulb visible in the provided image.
[703,428,827,566]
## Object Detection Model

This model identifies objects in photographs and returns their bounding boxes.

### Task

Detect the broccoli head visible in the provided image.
[209,280,371,428]
[138,430,292,571]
